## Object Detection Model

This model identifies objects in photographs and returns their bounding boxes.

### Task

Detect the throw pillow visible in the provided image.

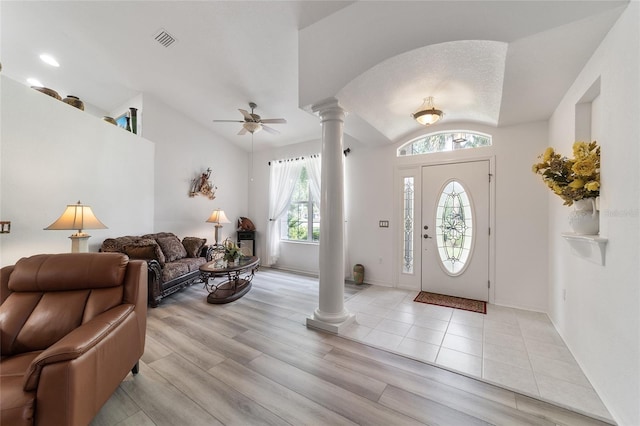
[157,234,188,262]
[122,238,166,265]
[100,238,121,252]
[182,237,206,258]
[122,244,158,261]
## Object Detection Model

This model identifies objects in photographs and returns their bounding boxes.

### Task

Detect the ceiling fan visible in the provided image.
[212,102,287,135]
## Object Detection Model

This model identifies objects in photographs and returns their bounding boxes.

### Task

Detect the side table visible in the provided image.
[237,230,255,256]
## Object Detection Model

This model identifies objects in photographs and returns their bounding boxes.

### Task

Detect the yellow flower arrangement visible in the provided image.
[532,141,600,206]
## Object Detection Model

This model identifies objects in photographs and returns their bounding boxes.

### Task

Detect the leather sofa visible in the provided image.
[0,252,147,426]
[100,232,210,307]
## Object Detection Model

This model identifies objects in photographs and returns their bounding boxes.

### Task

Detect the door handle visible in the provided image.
[423,234,432,239]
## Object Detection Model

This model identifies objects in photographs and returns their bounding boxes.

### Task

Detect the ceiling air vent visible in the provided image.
[153,29,176,48]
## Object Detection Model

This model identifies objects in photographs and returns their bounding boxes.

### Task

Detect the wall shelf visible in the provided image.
[561,233,608,265]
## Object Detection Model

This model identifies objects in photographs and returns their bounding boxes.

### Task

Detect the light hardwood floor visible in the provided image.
[92,268,613,426]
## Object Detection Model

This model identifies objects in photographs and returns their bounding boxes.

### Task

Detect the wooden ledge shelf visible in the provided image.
[561,233,608,265]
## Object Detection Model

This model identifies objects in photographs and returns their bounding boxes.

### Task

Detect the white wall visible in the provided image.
[249,120,550,311]
[345,138,396,286]
[0,76,155,266]
[142,94,249,244]
[547,3,639,425]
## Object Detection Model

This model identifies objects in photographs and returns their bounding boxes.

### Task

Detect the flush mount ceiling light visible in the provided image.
[412,96,443,126]
[39,54,60,67]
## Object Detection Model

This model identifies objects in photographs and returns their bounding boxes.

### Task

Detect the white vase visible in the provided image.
[568,198,599,235]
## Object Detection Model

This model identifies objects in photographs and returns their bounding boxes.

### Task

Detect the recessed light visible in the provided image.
[39,54,60,67]
[27,77,43,87]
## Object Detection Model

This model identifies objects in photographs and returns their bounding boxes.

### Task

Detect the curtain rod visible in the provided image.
[268,153,319,166]
[268,148,351,165]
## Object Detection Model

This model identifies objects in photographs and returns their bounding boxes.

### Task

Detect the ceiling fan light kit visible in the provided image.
[413,96,443,126]
[213,102,286,135]
[242,122,262,134]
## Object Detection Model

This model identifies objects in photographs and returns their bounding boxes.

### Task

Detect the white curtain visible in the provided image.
[267,160,303,265]
[304,155,322,204]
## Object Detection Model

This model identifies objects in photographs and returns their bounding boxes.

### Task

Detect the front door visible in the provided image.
[421,161,490,301]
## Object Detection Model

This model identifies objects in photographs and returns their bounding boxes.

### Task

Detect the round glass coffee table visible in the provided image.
[199,256,260,304]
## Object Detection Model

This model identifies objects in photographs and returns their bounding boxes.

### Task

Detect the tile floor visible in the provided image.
[341,285,613,421]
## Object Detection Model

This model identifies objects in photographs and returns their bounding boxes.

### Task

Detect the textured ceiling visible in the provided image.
[0,1,629,150]
[338,40,508,142]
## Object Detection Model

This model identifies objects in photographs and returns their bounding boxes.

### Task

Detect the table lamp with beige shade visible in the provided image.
[206,208,230,246]
[44,201,107,252]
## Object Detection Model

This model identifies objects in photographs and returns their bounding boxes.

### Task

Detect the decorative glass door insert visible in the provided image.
[435,180,474,275]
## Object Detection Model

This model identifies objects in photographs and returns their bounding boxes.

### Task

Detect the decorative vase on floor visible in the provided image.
[568,198,599,235]
[353,264,365,284]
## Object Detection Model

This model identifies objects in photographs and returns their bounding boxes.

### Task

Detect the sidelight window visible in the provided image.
[402,177,415,274]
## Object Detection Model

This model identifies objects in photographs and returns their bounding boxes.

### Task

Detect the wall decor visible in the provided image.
[0,221,10,234]
[189,168,217,200]
[62,95,84,110]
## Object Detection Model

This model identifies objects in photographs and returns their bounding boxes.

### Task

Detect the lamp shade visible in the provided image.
[206,209,231,224]
[44,201,107,236]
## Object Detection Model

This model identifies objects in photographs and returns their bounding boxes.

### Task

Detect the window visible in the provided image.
[280,167,320,242]
[398,131,491,157]
[402,177,415,274]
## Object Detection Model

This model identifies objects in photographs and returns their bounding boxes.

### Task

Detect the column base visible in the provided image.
[306,312,355,334]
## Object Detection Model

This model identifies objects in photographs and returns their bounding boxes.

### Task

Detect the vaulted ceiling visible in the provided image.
[0,1,628,150]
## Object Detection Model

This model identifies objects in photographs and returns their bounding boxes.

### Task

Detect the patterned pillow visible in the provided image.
[100,238,121,252]
[122,244,158,261]
[157,235,188,262]
[182,237,206,258]
[123,239,166,265]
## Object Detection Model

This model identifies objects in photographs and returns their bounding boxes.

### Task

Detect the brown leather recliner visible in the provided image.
[0,253,147,426]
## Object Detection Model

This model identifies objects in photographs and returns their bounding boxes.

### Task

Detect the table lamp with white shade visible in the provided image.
[44,201,107,252]
[206,209,230,246]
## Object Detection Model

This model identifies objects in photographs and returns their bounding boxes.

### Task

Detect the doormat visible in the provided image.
[414,291,486,314]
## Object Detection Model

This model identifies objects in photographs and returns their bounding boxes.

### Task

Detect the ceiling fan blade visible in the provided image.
[237,127,248,135]
[212,120,245,123]
[260,118,287,124]
[239,109,253,121]
[261,124,280,135]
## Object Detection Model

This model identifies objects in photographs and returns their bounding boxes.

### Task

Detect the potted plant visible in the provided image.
[222,238,242,264]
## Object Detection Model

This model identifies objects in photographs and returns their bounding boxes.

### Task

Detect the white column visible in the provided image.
[306,98,355,334]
